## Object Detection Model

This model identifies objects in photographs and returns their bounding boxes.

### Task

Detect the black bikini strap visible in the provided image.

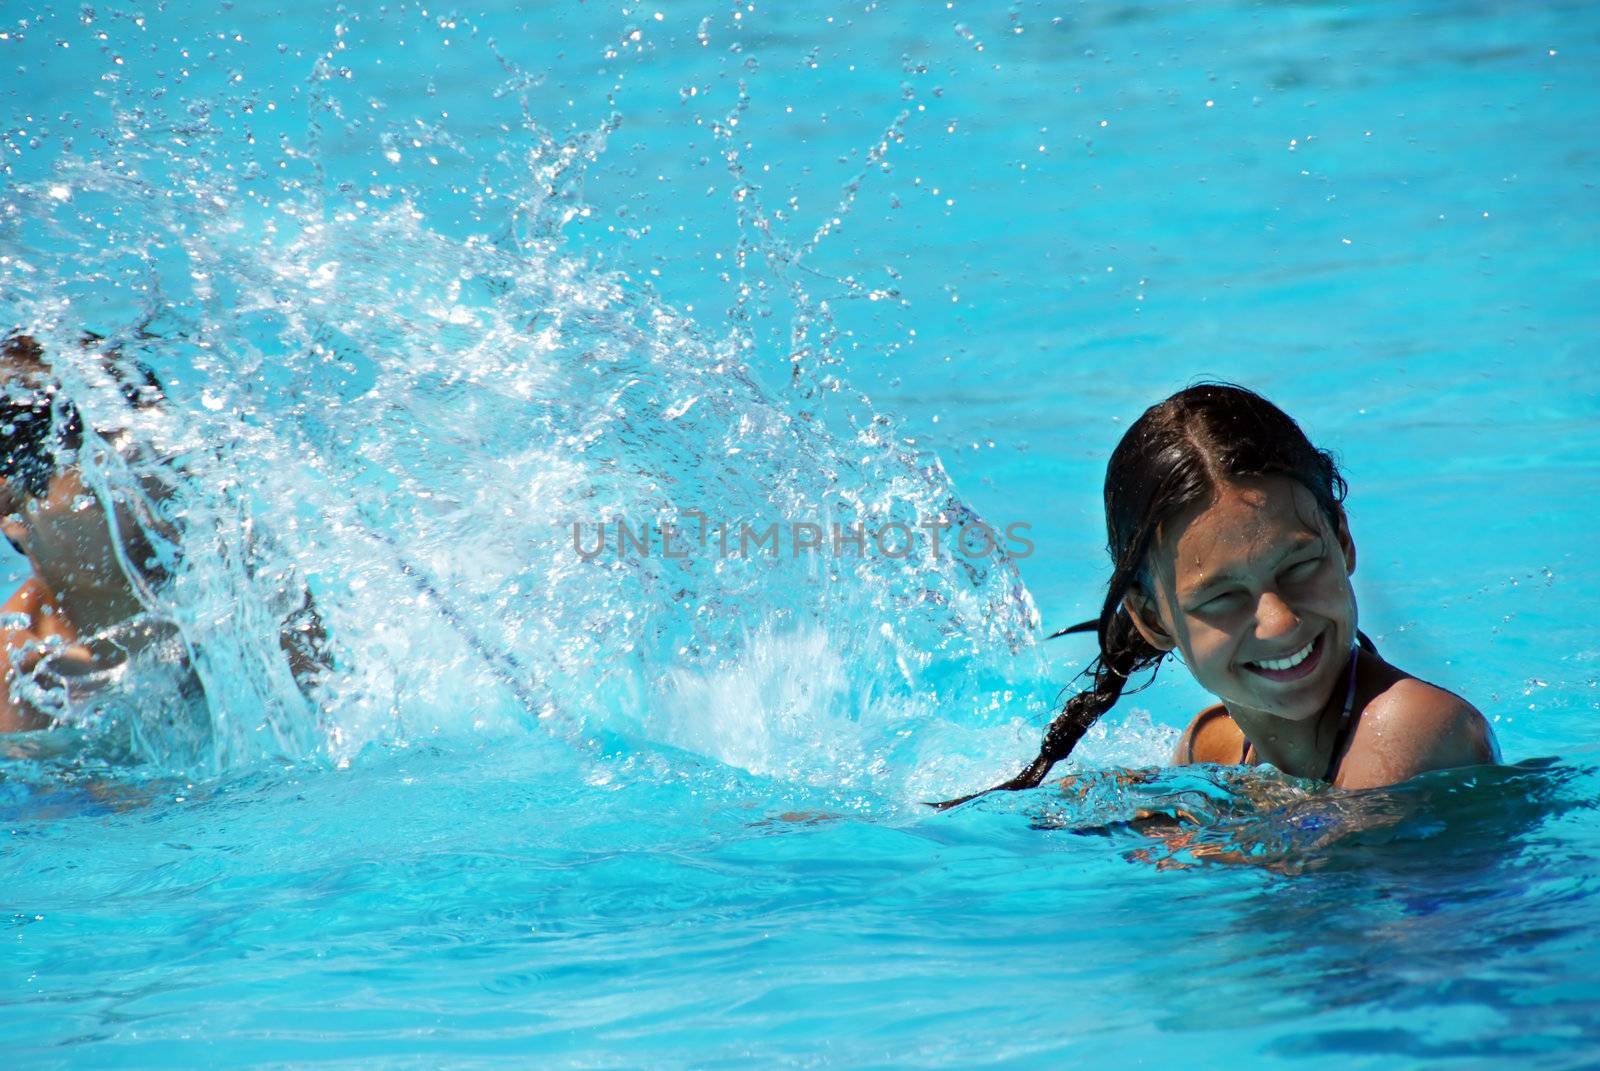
[1322,643,1364,782]
[1323,717,1356,782]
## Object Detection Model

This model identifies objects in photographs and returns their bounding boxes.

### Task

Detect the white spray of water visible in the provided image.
[0,7,1051,801]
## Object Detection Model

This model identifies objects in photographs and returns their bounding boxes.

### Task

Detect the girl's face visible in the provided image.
[1127,476,1357,723]
[1,465,116,576]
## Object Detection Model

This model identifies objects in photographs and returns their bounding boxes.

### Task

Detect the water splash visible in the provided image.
[0,5,1046,797]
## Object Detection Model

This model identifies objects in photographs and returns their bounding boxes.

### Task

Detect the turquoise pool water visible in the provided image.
[4,1,1599,1066]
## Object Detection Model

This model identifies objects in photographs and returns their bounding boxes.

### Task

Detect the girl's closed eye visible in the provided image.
[1190,554,1323,615]
[1193,590,1243,615]
[1282,553,1325,584]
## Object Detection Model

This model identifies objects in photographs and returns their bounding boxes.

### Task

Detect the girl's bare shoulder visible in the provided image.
[1339,672,1497,788]
[1173,703,1246,765]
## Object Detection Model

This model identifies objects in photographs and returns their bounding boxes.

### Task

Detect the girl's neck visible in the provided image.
[1229,645,1368,779]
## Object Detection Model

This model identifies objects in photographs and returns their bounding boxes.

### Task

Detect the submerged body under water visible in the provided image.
[4,0,1600,1066]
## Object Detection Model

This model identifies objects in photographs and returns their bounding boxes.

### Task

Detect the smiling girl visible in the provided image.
[939,382,1497,808]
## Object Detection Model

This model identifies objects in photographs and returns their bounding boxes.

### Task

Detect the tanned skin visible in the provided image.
[1126,477,1495,789]
[0,338,325,733]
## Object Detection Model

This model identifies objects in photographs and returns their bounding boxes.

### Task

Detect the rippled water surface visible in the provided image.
[3,1,1599,1067]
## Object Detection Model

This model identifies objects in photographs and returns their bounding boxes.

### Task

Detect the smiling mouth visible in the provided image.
[1243,631,1325,683]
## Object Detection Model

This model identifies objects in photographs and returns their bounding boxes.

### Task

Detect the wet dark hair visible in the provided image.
[935,382,1368,809]
[1,332,162,499]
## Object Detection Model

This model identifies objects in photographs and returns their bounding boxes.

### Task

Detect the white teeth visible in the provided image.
[1252,637,1315,672]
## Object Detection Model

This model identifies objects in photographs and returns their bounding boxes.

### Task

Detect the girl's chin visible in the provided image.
[1256,701,1325,723]
[1220,685,1331,723]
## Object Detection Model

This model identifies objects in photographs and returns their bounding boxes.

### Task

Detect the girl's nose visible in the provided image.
[1255,590,1300,640]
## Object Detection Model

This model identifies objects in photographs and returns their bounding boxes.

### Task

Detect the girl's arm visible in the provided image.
[0,579,61,732]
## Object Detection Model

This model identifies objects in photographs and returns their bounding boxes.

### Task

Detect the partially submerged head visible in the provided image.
[0,331,166,616]
[938,382,1359,807]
